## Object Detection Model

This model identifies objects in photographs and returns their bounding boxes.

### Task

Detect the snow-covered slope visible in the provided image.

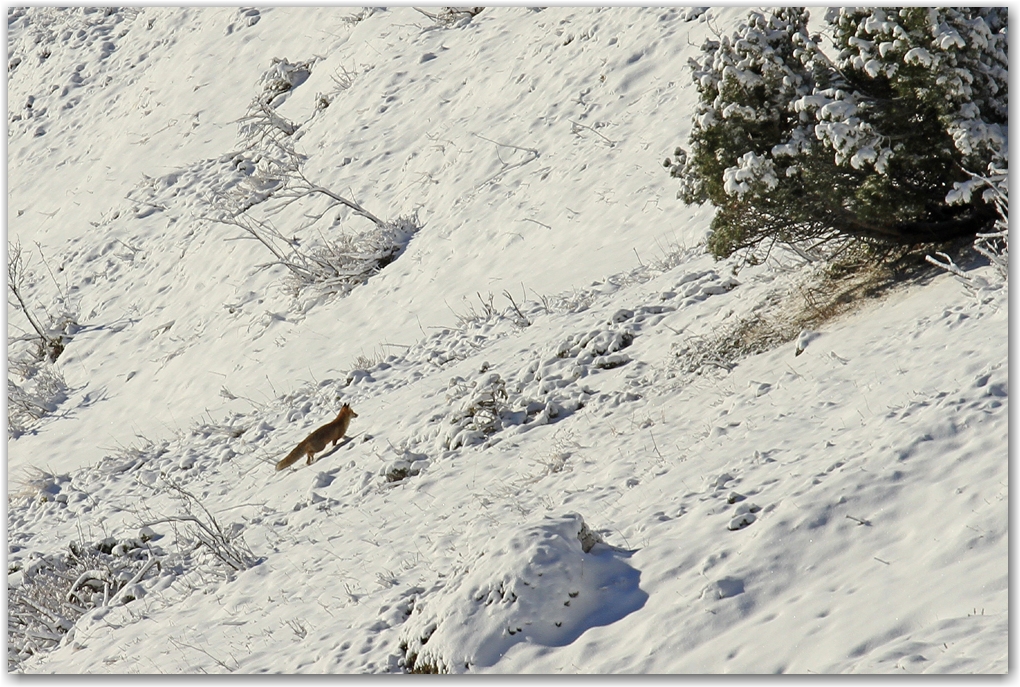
[7,7,1008,674]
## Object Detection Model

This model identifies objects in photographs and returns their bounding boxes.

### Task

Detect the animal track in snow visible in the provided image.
[225,7,262,34]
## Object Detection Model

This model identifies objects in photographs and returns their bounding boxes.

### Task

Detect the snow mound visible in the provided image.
[398,513,646,673]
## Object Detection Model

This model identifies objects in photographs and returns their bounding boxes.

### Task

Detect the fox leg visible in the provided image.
[306,450,316,465]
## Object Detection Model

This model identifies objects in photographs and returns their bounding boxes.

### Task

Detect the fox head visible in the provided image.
[338,403,358,419]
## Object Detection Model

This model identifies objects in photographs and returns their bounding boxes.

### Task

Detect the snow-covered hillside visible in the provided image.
[7,7,1008,674]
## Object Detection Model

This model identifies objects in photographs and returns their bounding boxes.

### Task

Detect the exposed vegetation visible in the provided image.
[669,8,1008,262]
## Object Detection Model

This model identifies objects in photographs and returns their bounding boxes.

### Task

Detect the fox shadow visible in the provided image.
[309,435,355,466]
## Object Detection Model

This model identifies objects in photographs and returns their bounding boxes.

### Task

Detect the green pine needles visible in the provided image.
[669,7,1008,261]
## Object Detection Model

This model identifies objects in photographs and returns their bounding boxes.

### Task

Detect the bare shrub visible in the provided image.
[452,291,498,327]
[414,7,484,26]
[929,164,1008,287]
[8,242,72,363]
[974,229,1008,280]
[8,539,160,670]
[225,209,420,298]
[257,57,313,105]
[7,362,68,438]
[141,477,255,572]
[7,242,80,437]
[672,315,796,376]
[213,59,421,299]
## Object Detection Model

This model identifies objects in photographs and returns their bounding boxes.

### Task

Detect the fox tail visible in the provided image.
[276,444,305,471]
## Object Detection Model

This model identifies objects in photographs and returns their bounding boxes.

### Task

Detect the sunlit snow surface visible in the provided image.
[7,7,1007,674]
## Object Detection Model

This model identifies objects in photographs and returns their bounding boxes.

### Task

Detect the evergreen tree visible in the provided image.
[670,7,1008,261]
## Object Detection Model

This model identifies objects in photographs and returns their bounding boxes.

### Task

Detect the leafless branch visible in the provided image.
[503,289,531,327]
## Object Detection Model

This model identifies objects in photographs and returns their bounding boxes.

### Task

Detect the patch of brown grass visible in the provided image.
[672,246,946,376]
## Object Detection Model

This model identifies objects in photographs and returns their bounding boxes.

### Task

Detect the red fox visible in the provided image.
[276,404,358,471]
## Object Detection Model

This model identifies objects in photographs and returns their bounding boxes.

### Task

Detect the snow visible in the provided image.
[903,47,934,68]
[6,6,1008,675]
[722,151,777,196]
